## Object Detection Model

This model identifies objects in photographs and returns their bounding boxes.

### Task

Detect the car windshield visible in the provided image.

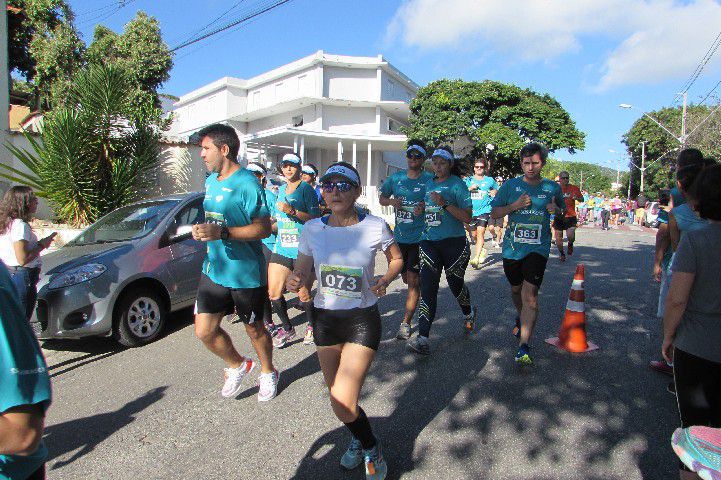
[70,200,179,245]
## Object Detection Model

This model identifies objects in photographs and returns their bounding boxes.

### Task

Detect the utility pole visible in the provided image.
[640,141,647,193]
[680,91,688,146]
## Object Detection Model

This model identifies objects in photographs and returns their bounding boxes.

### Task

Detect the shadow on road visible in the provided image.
[292,239,675,479]
[44,386,168,470]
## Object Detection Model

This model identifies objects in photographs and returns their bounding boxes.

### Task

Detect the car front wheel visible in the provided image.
[113,288,166,347]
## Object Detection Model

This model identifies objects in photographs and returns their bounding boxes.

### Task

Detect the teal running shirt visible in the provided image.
[202,169,269,288]
[380,170,434,244]
[0,264,51,480]
[491,176,565,260]
[422,176,472,241]
[273,181,320,260]
[465,175,499,216]
[262,188,277,251]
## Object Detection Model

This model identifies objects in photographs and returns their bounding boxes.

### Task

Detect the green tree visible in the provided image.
[1,65,161,226]
[622,104,721,199]
[404,79,586,178]
[8,0,84,108]
[86,12,174,125]
[543,159,613,193]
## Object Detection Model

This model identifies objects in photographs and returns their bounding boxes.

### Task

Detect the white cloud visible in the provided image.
[387,0,721,90]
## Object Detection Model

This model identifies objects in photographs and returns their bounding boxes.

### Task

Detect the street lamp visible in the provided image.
[619,102,687,145]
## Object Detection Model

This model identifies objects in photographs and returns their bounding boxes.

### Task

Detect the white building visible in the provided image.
[168,51,419,214]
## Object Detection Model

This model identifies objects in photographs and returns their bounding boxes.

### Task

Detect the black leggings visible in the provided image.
[674,347,721,470]
[418,237,471,338]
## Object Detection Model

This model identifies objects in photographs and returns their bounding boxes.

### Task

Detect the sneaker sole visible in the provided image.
[340,458,364,471]
[258,370,280,402]
[407,343,430,355]
[222,361,256,398]
[671,429,721,480]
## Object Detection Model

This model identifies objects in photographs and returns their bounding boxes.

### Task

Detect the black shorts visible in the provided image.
[270,252,294,270]
[313,304,382,350]
[502,253,549,288]
[468,214,490,229]
[490,216,506,228]
[673,347,721,471]
[553,216,578,231]
[262,244,273,263]
[195,274,266,323]
[398,242,420,274]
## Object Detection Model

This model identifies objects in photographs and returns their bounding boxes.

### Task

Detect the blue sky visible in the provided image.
[67,0,721,170]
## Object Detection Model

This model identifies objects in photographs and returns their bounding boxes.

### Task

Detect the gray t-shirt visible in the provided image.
[671,222,721,363]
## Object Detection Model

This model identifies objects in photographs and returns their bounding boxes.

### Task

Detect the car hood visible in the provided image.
[41,242,136,275]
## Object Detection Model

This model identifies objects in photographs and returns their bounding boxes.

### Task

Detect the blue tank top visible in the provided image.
[672,203,707,238]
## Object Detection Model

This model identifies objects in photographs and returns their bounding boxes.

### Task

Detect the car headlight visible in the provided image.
[48,264,107,290]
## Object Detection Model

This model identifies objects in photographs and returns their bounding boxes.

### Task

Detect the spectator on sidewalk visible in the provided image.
[0,260,52,480]
[0,187,56,320]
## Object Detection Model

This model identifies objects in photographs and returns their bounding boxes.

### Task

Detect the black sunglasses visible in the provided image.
[407,152,424,160]
[321,181,354,193]
[475,164,486,168]
[560,176,569,179]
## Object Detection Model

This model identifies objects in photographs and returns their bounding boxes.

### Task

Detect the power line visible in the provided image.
[170,0,294,52]
[698,78,721,106]
[77,0,136,27]
[675,30,721,101]
[169,0,249,47]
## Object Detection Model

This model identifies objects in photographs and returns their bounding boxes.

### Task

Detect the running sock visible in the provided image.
[271,297,292,331]
[300,301,316,327]
[263,296,273,325]
[344,406,376,450]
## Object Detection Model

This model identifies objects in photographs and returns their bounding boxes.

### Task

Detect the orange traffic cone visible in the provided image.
[545,263,599,352]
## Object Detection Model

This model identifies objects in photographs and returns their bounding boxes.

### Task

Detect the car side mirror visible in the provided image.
[169,224,193,243]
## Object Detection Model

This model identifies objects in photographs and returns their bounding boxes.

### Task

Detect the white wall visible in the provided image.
[322,106,377,135]
[248,66,318,112]
[247,105,318,134]
[1,133,204,220]
[380,70,414,103]
[323,67,378,102]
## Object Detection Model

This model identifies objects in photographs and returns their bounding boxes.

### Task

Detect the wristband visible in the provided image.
[441,203,449,210]
[289,207,297,217]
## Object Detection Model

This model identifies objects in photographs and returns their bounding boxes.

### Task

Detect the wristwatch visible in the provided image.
[220,226,230,240]
[289,206,297,217]
[441,203,449,210]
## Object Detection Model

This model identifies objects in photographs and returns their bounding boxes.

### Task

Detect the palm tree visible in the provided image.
[1,64,161,226]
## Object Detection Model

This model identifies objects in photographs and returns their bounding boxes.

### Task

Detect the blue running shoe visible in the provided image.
[515,343,532,365]
[464,306,477,333]
[672,426,721,480]
[340,437,363,470]
[364,443,388,480]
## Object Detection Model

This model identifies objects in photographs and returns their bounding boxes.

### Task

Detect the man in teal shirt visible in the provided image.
[0,261,51,480]
[491,142,565,365]
[379,141,434,340]
[465,157,499,268]
[192,124,279,402]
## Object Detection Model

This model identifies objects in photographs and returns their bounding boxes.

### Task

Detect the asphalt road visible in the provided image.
[40,224,679,480]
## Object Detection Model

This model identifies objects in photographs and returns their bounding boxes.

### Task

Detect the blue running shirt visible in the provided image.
[202,169,269,289]
[465,175,499,216]
[491,177,565,260]
[273,181,320,260]
[0,264,51,480]
[422,176,472,241]
[380,170,434,244]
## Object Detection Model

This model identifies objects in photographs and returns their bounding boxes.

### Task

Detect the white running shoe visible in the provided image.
[257,369,279,402]
[221,359,255,398]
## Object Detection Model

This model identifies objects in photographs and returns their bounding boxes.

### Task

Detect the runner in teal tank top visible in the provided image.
[268,153,321,348]
[379,140,434,340]
[491,142,564,366]
[465,157,499,268]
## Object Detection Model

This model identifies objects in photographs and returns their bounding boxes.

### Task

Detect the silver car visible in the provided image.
[32,192,206,347]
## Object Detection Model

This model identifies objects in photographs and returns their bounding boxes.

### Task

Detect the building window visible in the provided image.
[387,117,402,133]
[253,90,262,108]
[292,115,304,127]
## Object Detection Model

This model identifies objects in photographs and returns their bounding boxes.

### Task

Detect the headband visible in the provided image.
[246,163,266,175]
[320,164,361,186]
[406,145,427,157]
[281,153,302,165]
[301,165,317,176]
[432,149,454,162]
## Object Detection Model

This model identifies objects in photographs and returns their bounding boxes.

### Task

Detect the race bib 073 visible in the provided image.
[319,265,363,299]
[513,223,542,244]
